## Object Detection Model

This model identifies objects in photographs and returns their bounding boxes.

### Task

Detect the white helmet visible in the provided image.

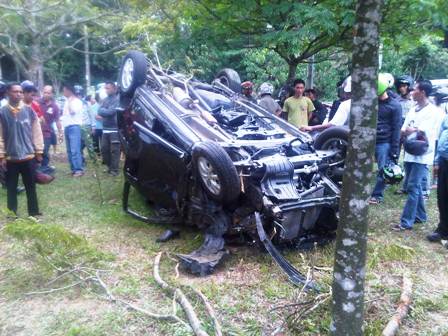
[259,82,274,96]
[383,73,395,88]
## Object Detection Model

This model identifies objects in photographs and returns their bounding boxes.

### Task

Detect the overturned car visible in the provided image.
[117,51,348,286]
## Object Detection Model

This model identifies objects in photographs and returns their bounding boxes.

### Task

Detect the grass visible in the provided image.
[0,153,447,335]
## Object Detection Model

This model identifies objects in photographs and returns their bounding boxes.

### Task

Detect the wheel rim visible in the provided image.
[218,76,230,88]
[322,138,347,161]
[121,58,134,90]
[197,157,221,196]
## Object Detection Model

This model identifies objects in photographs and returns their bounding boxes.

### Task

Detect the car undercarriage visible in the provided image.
[117,50,348,287]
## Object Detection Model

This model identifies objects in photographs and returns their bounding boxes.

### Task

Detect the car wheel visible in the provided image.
[118,50,148,97]
[314,126,349,153]
[193,142,240,204]
[215,68,241,93]
[314,127,349,182]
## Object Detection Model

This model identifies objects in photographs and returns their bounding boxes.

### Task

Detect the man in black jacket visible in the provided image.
[369,75,403,204]
[98,82,120,176]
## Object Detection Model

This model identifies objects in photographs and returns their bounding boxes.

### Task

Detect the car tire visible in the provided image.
[314,127,349,183]
[313,126,349,150]
[215,68,241,93]
[118,50,148,97]
[192,142,240,204]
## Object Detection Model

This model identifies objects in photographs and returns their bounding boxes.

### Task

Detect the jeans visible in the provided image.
[371,142,391,200]
[402,162,429,194]
[101,132,120,174]
[65,125,83,173]
[436,157,448,237]
[400,162,427,228]
[6,160,39,216]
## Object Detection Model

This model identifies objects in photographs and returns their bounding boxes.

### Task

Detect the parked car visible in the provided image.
[117,50,348,287]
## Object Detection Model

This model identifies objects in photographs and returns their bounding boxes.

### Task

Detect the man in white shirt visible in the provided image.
[393,80,444,231]
[61,84,84,177]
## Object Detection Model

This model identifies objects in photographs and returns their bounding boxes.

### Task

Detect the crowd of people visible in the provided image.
[0,73,447,245]
[0,79,120,217]
[242,75,448,242]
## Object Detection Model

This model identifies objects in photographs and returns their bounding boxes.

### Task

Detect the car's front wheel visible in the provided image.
[192,142,240,204]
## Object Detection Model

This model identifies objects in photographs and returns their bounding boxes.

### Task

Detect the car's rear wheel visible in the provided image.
[118,50,147,97]
[215,68,241,93]
[192,142,240,204]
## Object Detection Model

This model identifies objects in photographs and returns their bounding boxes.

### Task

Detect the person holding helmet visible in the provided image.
[394,75,415,196]
[393,80,444,231]
[241,81,256,103]
[369,73,402,204]
[257,82,281,116]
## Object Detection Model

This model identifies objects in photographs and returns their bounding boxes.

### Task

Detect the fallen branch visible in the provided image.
[192,288,223,336]
[382,275,413,336]
[25,276,94,296]
[154,252,209,336]
[94,271,190,330]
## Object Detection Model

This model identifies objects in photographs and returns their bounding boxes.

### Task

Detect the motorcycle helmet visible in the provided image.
[383,73,395,88]
[404,131,429,156]
[382,162,405,185]
[258,82,274,96]
[74,85,84,97]
[378,73,391,95]
[395,75,414,91]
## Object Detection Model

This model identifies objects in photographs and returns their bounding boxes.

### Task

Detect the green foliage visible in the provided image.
[3,217,110,269]
[382,36,448,79]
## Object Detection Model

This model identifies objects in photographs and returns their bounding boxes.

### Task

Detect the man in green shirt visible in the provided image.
[283,79,315,128]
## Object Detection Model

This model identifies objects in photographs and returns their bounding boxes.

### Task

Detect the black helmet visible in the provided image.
[382,162,405,185]
[74,85,84,97]
[395,75,414,91]
[404,131,429,156]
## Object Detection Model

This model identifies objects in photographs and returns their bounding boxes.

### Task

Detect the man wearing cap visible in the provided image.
[283,79,315,128]
[393,80,444,231]
[0,83,44,216]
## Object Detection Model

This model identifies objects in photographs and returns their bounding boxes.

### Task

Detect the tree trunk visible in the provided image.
[287,61,299,82]
[330,0,382,335]
[84,25,91,90]
[306,55,315,89]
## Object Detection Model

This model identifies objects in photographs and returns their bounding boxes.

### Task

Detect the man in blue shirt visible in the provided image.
[427,113,448,242]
